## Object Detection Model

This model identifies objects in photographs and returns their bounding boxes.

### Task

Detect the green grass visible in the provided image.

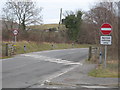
[0,56,12,59]
[88,62,119,78]
[15,41,91,54]
[28,24,66,30]
[16,41,52,54]
[89,68,118,78]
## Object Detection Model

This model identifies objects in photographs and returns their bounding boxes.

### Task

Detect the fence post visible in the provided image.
[5,43,8,56]
[88,46,92,61]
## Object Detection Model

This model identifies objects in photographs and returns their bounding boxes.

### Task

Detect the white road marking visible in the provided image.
[81,86,109,88]
[0,58,13,62]
[21,53,84,87]
[40,64,81,86]
[23,54,82,65]
[1,48,88,62]
[32,48,87,54]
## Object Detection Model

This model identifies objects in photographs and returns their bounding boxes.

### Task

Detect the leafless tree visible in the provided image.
[2,0,43,31]
[83,1,118,60]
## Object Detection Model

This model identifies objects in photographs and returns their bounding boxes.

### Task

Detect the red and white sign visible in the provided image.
[13,29,18,36]
[100,23,112,35]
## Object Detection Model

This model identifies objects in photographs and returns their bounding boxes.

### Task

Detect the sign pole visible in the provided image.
[99,47,102,64]
[100,23,112,68]
[104,45,107,68]
[15,35,17,44]
[13,29,18,44]
[12,29,18,55]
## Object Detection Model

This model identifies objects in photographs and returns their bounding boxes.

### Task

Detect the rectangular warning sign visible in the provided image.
[100,36,112,45]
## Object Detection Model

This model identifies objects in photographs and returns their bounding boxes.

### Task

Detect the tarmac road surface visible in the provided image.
[2,48,88,88]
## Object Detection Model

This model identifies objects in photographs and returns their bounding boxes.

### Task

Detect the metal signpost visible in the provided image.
[100,23,112,68]
[100,36,112,68]
[13,29,18,44]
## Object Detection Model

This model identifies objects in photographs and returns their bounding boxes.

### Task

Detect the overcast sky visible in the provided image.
[0,0,100,24]
[35,0,97,24]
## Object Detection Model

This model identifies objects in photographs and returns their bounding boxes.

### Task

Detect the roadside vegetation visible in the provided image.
[88,60,118,78]
[2,41,91,59]
[28,24,66,31]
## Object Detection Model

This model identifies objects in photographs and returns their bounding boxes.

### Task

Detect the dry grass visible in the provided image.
[107,60,118,64]
[2,41,91,58]
[28,24,66,30]
[88,60,119,78]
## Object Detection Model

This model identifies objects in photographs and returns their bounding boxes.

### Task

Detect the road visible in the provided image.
[2,48,88,88]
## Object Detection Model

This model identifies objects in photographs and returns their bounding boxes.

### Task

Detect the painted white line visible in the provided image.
[23,54,82,65]
[0,58,13,62]
[81,86,109,88]
[40,64,81,86]
[32,48,87,54]
[47,65,79,80]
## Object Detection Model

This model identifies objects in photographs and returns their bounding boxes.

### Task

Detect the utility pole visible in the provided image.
[58,8,62,29]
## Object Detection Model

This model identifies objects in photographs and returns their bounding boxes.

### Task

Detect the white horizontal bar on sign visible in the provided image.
[101,28,111,30]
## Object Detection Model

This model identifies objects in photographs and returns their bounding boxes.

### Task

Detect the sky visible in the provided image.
[35,0,97,24]
[0,0,100,24]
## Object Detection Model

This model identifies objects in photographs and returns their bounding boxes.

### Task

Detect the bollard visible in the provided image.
[24,45,27,52]
[88,46,92,61]
[51,44,54,50]
[99,51,102,64]
[72,43,74,48]
[5,43,8,56]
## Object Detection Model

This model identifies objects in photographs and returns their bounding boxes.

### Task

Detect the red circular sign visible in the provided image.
[100,23,112,35]
[13,29,18,36]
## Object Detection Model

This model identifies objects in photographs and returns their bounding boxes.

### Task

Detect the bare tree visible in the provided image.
[84,2,118,42]
[2,0,43,31]
[84,1,118,60]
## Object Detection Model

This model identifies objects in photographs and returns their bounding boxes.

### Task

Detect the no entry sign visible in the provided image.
[100,23,112,35]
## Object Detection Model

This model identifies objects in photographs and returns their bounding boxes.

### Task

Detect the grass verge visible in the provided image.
[2,41,92,58]
[0,56,12,59]
[15,41,91,54]
[88,60,119,78]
